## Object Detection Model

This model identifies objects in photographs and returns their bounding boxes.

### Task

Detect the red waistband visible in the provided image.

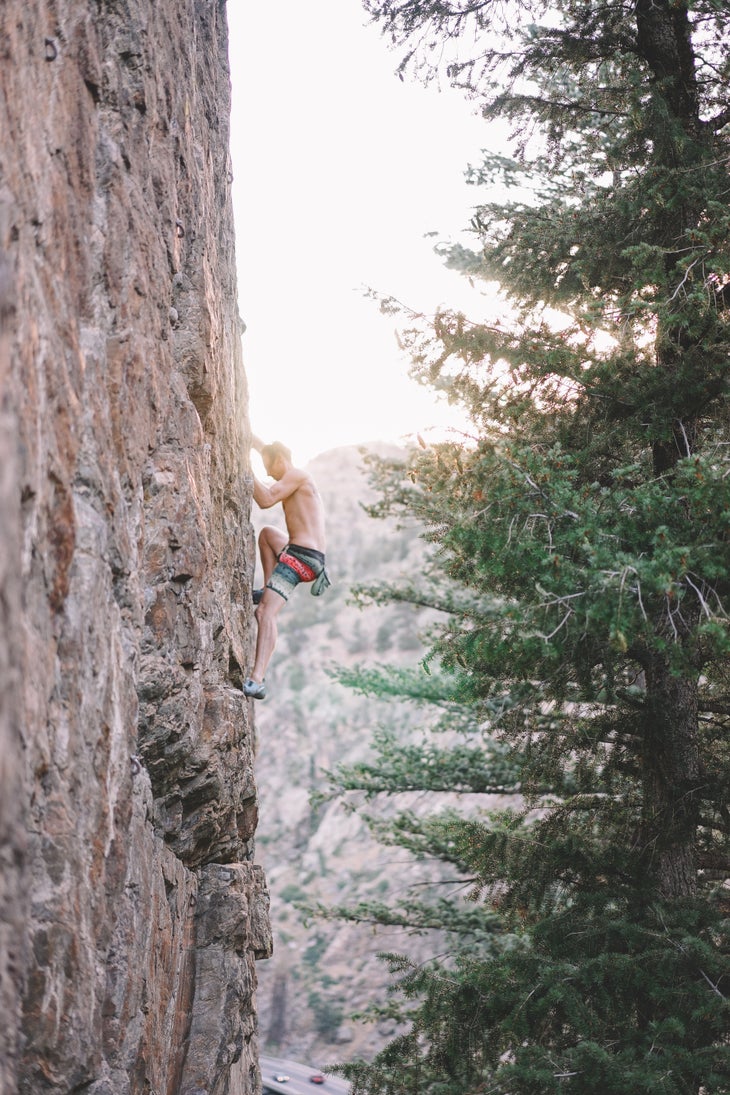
[279,552,317,581]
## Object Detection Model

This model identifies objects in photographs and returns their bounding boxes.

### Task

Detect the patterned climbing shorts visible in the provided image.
[266,543,326,601]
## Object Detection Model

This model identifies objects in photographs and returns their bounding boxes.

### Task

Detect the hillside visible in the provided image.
[251,443,432,1065]
[251,444,509,1068]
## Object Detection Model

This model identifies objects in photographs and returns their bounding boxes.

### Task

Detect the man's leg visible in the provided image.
[249,588,286,686]
[258,525,287,585]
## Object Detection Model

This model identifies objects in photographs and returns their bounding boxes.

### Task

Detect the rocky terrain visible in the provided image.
[0,2,270,1092]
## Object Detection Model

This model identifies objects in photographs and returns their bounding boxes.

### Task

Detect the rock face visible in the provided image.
[0,2,272,1092]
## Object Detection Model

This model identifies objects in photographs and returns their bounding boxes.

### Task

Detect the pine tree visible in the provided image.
[324,2,730,1091]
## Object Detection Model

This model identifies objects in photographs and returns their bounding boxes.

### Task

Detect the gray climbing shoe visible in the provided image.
[243,678,267,700]
[252,588,264,605]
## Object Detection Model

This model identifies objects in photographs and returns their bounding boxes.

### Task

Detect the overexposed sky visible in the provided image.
[227,0,496,464]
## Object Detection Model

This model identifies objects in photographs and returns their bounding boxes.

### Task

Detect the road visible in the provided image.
[260,1055,351,1095]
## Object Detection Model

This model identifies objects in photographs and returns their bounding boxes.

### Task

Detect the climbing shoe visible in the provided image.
[252,588,264,605]
[243,678,267,700]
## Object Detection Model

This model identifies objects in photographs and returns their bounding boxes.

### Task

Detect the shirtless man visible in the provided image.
[243,436,328,700]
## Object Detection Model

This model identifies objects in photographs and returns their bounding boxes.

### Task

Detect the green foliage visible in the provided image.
[322,1,730,1092]
[308,990,346,1038]
[279,882,307,904]
[337,897,729,1095]
[370,443,730,684]
[314,895,506,944]
[321,723,524,796]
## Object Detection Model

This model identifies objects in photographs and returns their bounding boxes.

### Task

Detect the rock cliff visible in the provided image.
[0,1,271,1092]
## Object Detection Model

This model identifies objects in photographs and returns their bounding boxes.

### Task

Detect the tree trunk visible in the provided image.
[635,0,700,125]
[637,4,703,896]
[641,655,700,897]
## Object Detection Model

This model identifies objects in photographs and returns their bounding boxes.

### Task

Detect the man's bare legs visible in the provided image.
[248,525,288,688]
[250,588,286,684]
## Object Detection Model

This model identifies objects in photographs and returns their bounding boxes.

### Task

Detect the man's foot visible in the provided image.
[252,588,264,605]
[243,677,267,700]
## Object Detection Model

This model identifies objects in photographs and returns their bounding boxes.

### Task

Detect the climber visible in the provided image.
[243,435,329,700]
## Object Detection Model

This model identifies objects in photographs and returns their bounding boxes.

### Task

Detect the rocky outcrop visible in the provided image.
[0,1,271,1092]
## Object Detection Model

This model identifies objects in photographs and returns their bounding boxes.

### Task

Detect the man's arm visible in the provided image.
[253,467,306,509]
[251,433,265,453]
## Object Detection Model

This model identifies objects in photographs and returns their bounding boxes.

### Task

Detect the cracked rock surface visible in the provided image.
[0,1,272,1091]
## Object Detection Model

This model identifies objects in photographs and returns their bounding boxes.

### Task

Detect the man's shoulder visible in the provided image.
[282,465,309,486]
[288,466,319,489]
[276,466,314,499]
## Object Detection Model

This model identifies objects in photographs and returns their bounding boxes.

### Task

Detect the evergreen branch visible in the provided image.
[503,459,580,519]
[656,924,729,1002]
[667,257,703,304]
[698,968,726,1000]
[684,574,714,620]
[698,852,730,871]
[336,777,520,795]
[490,91,629,121]
[708,104,730,132]
[685,572,728,619]
[310,897,500,939]
[542,606,575,641]
[698,701,730,715]
[614,687,647,710]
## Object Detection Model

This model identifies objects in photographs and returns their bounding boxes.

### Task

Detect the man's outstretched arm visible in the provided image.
[251,433,265,453]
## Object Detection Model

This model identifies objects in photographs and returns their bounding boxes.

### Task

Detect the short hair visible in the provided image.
[261,441,291,464]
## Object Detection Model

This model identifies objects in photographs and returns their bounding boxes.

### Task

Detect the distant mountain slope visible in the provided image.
[251,444,519,1067]
[252,444,441,1064]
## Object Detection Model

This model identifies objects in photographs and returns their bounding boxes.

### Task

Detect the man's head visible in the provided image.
[261,441,291,480]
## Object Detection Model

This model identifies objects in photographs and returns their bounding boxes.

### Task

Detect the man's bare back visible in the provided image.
[277,468,326,551]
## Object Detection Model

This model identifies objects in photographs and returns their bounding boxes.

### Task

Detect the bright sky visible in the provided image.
[227,0,496,464]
